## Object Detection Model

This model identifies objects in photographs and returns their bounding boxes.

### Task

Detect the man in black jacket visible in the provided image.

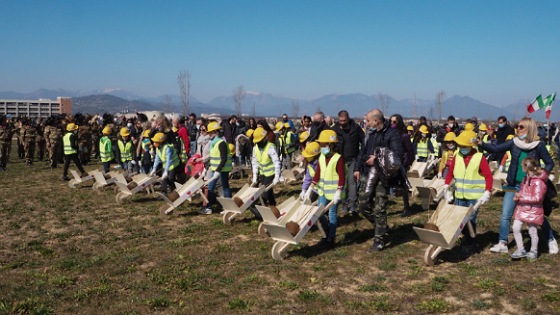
[333,110,364,214]
[308,111,328,142]
[354,109,403,252]
[494,116,515,162]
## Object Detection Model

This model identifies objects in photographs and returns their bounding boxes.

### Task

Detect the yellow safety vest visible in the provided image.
[417,140,429,158]
[254,142,275,176]
[285,131,296,154]
[317,153,345,200]
[178,138,188,163]
[504,151,511,172]
[118,140,133,162]
[157,144,180,171]
[482,134,490,143]
[454,152,485,200]
[210,139,232,172]
[307,163,316,179]
[430,138,439,156]
[99,136,113,162]
[63,132,76,155]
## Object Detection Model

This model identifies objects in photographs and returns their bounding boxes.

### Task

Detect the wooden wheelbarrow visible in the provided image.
[256,200,333,260]
[413,177,446,210]
[255,196,301,237]
[114,173,158,204]
[156,176,209,215]
[492,171,508,195]
[281,166,305,185]
[90,170,128,191]
[407,154,439,178]
[216,183,275,225]
[68,169,95,189]
[413,200,481,266]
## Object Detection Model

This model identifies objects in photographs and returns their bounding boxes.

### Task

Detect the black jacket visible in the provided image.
[333,119,364,161]
[494,124,515,162]
[355,120,403,183]
[308,121,328,142]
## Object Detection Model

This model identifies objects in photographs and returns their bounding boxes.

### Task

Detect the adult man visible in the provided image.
[354,109,402,252]
[308,111,328,142]
[281,113,295,131]
[172,115,190,156]
[222,115,237,144]
[187,113,198,155]
[438,115,461,142]
[494,116,515,163]
[333,110,364,214]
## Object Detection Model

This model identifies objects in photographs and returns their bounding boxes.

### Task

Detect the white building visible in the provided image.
[0,97,72,118]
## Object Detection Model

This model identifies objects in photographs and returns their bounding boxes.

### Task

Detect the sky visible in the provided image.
[1,0,559,107]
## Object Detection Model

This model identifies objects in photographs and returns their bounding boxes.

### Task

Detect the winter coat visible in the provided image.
[333,119,365,161]
[479,138,554,187]
[514,170,548,225]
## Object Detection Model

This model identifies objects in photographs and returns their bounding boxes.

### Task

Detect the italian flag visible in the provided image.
[527,93,556,116]
[545,93,556,119]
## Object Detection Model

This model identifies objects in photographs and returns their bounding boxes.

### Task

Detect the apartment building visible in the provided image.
[0,97,72,118]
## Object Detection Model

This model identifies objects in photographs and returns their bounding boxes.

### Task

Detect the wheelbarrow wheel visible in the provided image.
[116,192,128,204]
[159,204,174,215]
[271,241,289,260]
[257,222,269,237]
[424,245,436,266]
[222,211,235,226]
[68,179,78,189]
[92,182,102,191]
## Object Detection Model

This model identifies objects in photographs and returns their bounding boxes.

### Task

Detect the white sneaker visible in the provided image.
[549,239,559,255]
[489,242,508,253]
[198,208,212,215]
[527,251,538,260]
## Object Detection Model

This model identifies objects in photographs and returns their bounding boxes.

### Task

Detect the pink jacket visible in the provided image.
[514,170,548,225]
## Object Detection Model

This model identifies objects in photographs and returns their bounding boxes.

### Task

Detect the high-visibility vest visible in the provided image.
[141,138,151,152]
[317,153,345,200]
[453,152,485,200]
[210,139,232,172]
[254,142,275,177]
[430,138,439,156]
[99,136,113,163]
[63,132,76,155]
[307,162,316,179]
[482,134,490,143]
[118,140,133,162]
[504,151,511,172]
[157,144,180,171]
[285,131,296,154]
[417,140,429,158]
[178,138,188,163]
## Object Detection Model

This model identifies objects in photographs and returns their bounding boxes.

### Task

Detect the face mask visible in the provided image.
[431,134,436,139]
[498,123,505,128]
[460,148,471,155]
[519,134,527,140]
[447,144,455,150]
[421,133,427,138]
[321,147,330,155]
[196,125,200,130]
[127,123,133,129]
[390,123,397,129]
[236,123,239,126]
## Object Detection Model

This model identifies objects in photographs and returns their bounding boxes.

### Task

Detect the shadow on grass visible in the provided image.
[437,231,499,264]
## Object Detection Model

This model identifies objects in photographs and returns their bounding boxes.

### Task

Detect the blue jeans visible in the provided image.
[500,187,554,243]
[190,140,196,156]
[207,171,232,208]
[454,198,479,241]
[318,195,340,240]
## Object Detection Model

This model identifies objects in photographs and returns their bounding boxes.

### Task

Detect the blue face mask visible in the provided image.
[519,134,527,140]
[498,123,505,128]
[460,148,471,155]
[321,147,330,155]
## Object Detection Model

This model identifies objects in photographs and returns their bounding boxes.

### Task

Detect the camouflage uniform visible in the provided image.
[16,121,24,159]
[35,122,45,161]
[358,177,389,239]
[0,123,14,170]
[90,123,101,159]
[22,123,37,165]
[77,124,91,165]
[44,124,62,168]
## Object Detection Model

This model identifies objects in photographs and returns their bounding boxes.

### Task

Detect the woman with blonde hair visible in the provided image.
[478,117,557,254]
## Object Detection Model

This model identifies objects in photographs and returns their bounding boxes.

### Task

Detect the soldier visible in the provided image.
[44,116,62,168]
[76,115,91,165]
[16,117,24,159]
[0,115,14,171]
[35,118,46,161]
[90,120,101,160]
[22,118,37,166]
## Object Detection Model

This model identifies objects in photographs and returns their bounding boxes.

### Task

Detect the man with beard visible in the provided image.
[333,110,364,214]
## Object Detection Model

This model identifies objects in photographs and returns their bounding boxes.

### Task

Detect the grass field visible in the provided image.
[2,152,560,314]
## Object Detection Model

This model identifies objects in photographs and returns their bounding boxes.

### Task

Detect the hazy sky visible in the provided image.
[1,0,559,106]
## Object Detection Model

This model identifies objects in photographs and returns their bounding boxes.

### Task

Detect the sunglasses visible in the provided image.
[390,120,398,124]
[517,125,525,130]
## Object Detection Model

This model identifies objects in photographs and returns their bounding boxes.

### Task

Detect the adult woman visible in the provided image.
[390,114,414,216]
[479,117,558,254]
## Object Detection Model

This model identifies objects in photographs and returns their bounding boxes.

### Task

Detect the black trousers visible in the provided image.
[63,153,86,177]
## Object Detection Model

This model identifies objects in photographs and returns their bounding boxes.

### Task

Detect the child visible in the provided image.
[303,130,345,248]
[299,141,320,202]
[414,125,434,162]
[251,127,281,208]
[511,157,547,260]
[150,132,180,195]
[444,130,493,244]
[139,129,153,174]
[438,132,456,179]
[118,127,134,173]
[99,126,114,173]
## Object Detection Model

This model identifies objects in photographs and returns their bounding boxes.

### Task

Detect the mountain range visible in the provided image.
[0,88,554,122]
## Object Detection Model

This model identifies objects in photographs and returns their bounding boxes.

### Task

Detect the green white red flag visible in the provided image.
[527,93,556,117]
[544,93,556,120]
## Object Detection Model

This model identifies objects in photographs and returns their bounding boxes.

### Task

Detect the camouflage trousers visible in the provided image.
[0,141,9,167]
[358,178,389,240]
[24,140,35,164]
[47,140,61,167]
[35,139,45,161]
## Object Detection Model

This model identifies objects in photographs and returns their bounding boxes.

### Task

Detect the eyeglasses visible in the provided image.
[517,125,525,130]
[390,120,398,124]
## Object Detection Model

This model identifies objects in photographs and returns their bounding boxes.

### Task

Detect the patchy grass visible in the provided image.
[1,150,560,314]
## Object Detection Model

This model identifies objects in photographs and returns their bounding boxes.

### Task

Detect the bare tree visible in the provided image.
[291,101,300,118]
[377,93,390,115]
[232,85,246,117]
[177,70,191,116]
[162,95,173,114]
[435,91,445,125]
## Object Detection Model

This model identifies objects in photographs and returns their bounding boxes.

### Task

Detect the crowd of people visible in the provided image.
[0,109,558,259]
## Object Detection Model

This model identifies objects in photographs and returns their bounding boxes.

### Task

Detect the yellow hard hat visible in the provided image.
[506,134,514,141]
[207,121,221,132]
[275,121,284,131]
[443,132,456,142]
[253,127,267,143]
[299,131,310,143]
[407,126,414,131]
[419,125,429,134]
[228,143,235,155]
[317,130,338,143]
[455,130,478,147]
[464,123,475,131]
[479,123,488,131]
[246,129,254,138]
[102,126,111,135]
[66,123,78,131]
[142,129,151,138]
[120,127,130,137]
[172,126,178,133]
[302,141,320,158]
[151,132,166,143]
